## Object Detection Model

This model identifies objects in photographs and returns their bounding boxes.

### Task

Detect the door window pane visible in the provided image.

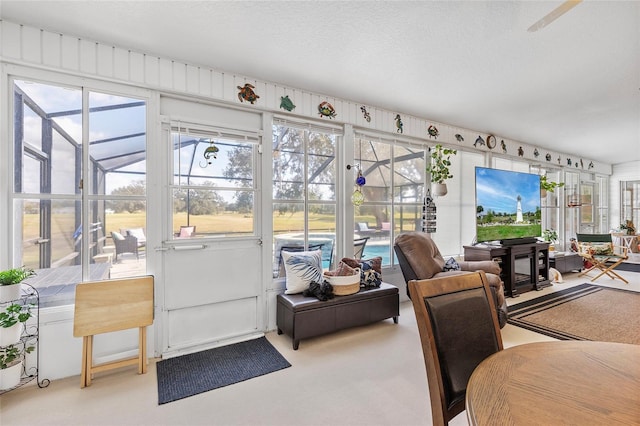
[171,129,257,238]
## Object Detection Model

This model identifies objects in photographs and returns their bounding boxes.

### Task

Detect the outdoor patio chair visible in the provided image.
[355,222,377,238]
[121,228,146,247]
[175,225,196,238]
[353,237,369,259]
[576,233,629,284]
[111,231,139,261]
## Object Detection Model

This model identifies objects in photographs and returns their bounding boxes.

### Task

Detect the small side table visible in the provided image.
[549,252,582,273]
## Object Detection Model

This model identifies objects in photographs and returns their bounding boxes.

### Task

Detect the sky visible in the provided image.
[475,166,540,214]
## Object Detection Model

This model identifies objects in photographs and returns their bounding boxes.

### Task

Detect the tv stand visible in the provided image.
[464,242,551,297]
[501,237,538,246]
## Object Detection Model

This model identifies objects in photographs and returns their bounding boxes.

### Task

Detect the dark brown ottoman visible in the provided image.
[276,282,399,350]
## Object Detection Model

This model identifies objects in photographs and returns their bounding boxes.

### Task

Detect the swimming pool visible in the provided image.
[362,243,393,265]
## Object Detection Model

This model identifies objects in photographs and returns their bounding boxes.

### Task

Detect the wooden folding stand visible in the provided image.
[73,276,154,388]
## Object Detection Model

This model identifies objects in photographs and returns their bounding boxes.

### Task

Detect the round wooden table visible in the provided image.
[466,341,640,425]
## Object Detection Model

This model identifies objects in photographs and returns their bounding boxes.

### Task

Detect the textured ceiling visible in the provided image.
[2,1,639,165]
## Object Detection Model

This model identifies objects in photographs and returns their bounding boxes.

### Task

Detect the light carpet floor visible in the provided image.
[1,270,638,426]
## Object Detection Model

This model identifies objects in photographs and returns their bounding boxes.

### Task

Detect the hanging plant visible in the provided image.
[426,144,457,184]
[540,175,565,194]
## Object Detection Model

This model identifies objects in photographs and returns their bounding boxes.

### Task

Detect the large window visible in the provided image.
[170,126,258,238]
[12,78,147,307]
[354,135,425,265]
[272,122,339,276]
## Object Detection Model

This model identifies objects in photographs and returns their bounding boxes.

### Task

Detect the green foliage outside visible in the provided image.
[477,224,541,242]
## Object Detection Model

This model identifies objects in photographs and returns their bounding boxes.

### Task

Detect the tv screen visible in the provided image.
[475,167,541,244]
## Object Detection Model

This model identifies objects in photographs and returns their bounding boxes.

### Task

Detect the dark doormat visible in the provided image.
[156,336,291,404]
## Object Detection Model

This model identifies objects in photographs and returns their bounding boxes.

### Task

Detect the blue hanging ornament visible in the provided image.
[351,167,366,206]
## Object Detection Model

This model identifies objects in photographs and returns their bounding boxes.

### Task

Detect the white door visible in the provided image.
[158,97,264,357]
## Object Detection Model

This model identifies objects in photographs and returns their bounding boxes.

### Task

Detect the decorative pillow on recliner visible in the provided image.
[341,256,382,288]
[443,257,461,272]
[282,250,323,295]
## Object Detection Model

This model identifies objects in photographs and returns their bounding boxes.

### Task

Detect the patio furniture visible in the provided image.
[353,237,369,259]
[576,233,629,284]
[175,225,196,238]
[112,231,140,261]
[121,228,146,247]
[355,222,378,238]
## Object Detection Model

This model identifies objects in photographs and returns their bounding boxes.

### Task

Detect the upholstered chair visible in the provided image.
[394,232,508,327]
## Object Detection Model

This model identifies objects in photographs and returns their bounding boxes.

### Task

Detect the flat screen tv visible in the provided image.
[475,167,541,245]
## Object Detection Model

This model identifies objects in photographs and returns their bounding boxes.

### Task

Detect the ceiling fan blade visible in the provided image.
[527,0,582,32]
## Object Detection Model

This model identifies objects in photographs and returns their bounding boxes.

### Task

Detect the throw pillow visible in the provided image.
[127,228,146,241]
[341,256,382,288]
[112,231,125,241]
[324,261,357,277]
[282,250,323,295]
[443,257,461,272]
[588,242,613,256]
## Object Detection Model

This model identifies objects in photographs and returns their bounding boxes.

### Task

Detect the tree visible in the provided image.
[111,180,146,213]
[173,182,226,215]
[271,126,336,216]
[222,144,253,213]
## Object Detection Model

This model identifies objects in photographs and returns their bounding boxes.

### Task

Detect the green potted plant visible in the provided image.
[0,343,34,390]
[620,220,636,236]
[0,267,35,304]
[0,303,33,347]
[540,175,565,197]
[426,144,457,196]
[542,228,559,251]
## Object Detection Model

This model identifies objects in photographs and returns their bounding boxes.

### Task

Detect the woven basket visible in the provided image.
[324,269,361,296]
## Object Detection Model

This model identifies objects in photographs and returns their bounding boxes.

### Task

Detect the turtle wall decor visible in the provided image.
[360,106,371,122]
[395,114,403,133]
[455,134,464,142]
[518,146,524,157]
[474,136,485,148]
[237,83,260,104]
[318,101,337,119]
[427,125,439,139]
[279,95,296,111]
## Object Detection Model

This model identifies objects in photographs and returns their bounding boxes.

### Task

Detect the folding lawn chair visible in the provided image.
[576,233,629,284]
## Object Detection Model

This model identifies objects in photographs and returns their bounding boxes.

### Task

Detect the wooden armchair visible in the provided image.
[576,233,629,284]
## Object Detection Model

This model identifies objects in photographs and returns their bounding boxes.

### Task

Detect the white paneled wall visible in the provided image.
[0,19,611,173]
